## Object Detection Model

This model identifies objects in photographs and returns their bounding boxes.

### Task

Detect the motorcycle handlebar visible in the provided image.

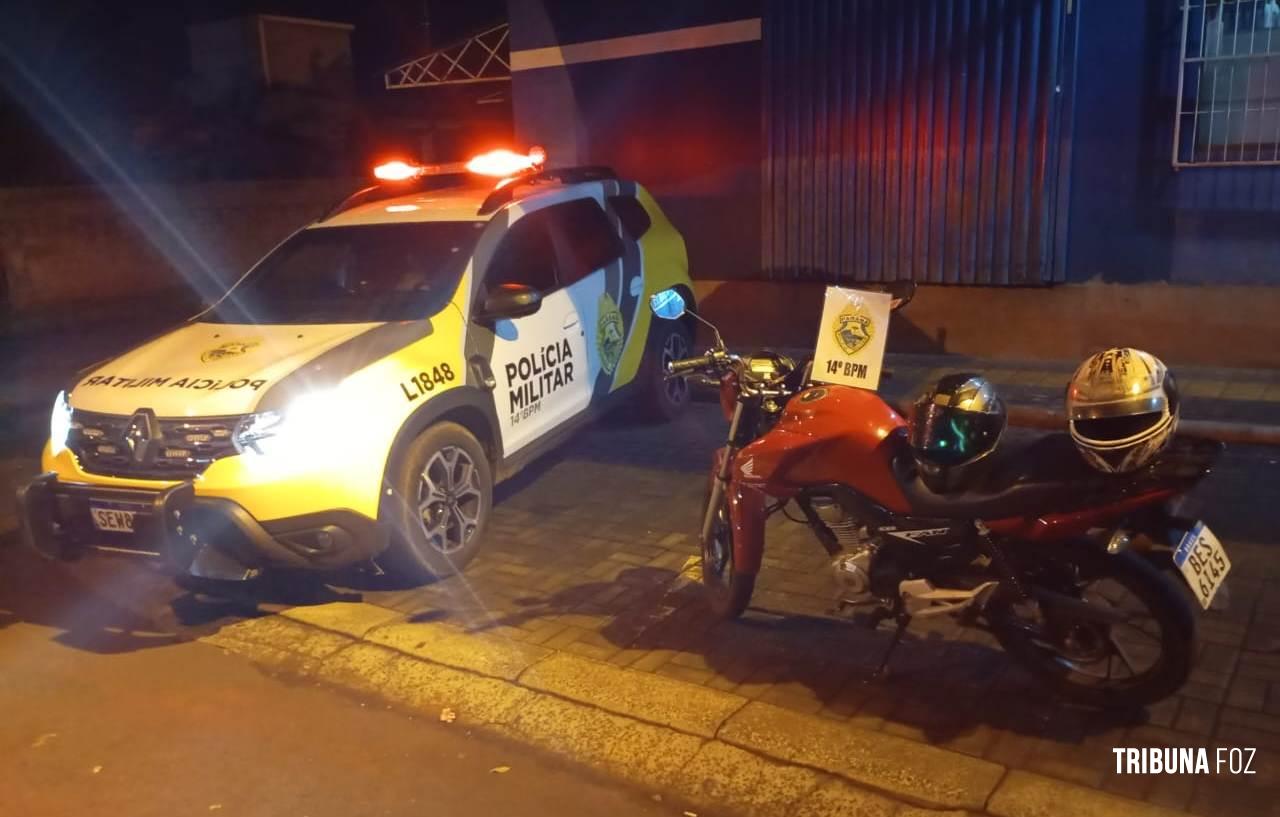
[667,353,719,376]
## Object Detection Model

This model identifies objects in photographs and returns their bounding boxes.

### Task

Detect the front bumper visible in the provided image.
[16,473,386,579]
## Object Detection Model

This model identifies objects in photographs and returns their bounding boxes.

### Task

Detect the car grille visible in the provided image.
[68,410,242,480]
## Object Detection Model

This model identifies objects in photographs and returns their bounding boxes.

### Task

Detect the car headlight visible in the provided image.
[233,388,367,464]
[50,390,73,456]
[232,409,286,456]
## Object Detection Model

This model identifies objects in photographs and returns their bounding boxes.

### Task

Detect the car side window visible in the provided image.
[485,209,559,293]
[544,198,625,287]
[607,194,651,240]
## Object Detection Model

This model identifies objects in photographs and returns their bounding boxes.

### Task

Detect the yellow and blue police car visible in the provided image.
[18,149,696,582]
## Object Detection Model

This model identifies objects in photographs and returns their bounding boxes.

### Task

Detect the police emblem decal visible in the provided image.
[597,293,625,375]
[833,302,875,356]
[201,340,260,364]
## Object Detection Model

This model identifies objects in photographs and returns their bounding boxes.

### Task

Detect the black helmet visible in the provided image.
[909,373,1006,493]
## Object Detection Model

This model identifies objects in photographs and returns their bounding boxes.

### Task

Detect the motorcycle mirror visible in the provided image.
[887,280,917,312]
[649,289,687,320]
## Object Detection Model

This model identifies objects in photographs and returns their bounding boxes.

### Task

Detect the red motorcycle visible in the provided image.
[650,286,1222,707]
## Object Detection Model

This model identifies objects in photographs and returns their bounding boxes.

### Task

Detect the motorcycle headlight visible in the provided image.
[50,390,73,456]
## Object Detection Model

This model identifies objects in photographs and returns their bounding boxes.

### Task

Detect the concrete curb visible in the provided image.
[199,603,1192,817]
[1005,405,1280,447]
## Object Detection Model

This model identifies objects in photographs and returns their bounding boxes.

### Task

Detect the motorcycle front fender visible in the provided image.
[728,479,769,576]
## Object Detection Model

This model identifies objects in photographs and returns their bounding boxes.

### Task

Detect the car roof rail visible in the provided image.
[477,166,618,216]
[321,174,473,220]
[320,165,619,221]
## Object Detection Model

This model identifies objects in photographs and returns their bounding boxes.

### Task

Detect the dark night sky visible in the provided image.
[1,0,505,103]
[0,0,507,183]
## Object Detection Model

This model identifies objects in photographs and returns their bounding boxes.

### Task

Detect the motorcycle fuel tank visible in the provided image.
[736,384,912,513]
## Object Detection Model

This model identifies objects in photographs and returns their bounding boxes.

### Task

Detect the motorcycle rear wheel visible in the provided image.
[701,487,755,620]
[988,546,1195,709]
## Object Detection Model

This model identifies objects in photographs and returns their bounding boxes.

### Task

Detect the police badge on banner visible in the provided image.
[811,286,891,391]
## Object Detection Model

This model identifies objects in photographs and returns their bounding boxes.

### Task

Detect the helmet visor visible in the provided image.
[1069,395,1167,421]
[1073,412,1166,445]
[911,402,1005,467]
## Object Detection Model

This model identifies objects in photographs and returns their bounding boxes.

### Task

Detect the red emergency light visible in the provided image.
[465,147,547,178]
[372,147,547,184]
[373,160,424,181]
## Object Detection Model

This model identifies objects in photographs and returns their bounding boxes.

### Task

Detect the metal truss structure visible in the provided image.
[384,23,511,90]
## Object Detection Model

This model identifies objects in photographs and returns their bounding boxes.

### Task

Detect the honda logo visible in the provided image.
[124,409,157,464]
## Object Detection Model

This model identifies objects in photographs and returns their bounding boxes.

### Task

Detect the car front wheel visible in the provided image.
[382,422,492,582]
[640,319,693,422]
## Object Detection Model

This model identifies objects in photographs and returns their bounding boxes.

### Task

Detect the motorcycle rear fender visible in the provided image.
[985,489,1179,542]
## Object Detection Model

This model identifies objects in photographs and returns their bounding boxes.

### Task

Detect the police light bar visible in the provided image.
[465,146,547,178]
[372,147,547,183]
[373,160,425,181]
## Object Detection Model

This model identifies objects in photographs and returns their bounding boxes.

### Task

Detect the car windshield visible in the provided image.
[207,221,485,324]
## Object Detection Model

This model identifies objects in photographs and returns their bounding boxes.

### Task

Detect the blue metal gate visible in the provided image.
[762,0,1075,285]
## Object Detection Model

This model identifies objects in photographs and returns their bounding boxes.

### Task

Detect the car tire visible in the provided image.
[639,319,693,422]
[381,422,493,583]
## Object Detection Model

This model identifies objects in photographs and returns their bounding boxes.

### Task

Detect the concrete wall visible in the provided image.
[0,179,357,329]
[694,280,1280,370]
[1065,0,1280,285]
[508,0,762,284]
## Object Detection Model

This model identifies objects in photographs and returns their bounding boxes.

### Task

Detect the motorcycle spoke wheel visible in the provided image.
[989,548,1194,708]
[699,487,754,620]
[702,501,733,590]
[1017,577,1164,682]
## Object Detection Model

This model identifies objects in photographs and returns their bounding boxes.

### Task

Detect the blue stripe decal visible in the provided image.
[1172,521,1203,568]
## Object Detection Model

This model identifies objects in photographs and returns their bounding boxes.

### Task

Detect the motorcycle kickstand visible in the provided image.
[870,613,911,681]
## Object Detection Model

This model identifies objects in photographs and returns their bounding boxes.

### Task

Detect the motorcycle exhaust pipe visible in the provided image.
[1031,587,1133,626]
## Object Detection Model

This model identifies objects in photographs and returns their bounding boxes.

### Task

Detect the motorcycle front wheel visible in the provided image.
[987,546,1195,709]
[700,486,755,620]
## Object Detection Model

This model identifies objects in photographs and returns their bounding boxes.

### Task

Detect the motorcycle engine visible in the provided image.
[810,498,879,603]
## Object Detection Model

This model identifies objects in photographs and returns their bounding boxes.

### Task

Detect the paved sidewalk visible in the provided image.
[319,409,1280,817]
[6,404,1276,816]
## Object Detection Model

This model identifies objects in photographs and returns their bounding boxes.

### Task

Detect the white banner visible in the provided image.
[811,286,891,391]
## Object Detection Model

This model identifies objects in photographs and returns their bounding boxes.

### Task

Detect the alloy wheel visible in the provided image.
[416,445,483,555]
[661,330,691,404]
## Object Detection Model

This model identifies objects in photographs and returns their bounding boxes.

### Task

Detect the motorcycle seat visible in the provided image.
[892,433,1115,520]
[892,432,1222,521]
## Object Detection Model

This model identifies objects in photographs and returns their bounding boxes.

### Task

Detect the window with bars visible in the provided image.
[1174,0,1280,166]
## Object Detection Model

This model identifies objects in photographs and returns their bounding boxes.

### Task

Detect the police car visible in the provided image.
[18,148,697,581]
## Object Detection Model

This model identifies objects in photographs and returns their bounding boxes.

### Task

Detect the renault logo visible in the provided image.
[124,410,156,464]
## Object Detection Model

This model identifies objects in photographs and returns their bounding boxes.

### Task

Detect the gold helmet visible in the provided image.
[1067,348,1179,473]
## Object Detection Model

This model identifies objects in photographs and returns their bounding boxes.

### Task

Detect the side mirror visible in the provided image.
[649,288,686,320]
[478,284,542,321]
[886,280,917,312]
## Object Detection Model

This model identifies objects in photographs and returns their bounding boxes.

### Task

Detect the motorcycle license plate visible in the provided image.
[1173,521,1231,610]
[90,506,137,533]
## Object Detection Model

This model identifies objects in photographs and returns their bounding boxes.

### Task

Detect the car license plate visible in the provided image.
[90,506,137,533]
[1172,521,1231,610]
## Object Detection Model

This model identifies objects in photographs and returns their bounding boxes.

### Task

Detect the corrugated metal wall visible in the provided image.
[762,0,1073,285]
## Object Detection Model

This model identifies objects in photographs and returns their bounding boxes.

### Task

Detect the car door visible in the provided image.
[541,195,635,405]
[479,205,591,457]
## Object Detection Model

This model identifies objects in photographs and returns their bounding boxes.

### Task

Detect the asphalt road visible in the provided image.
[0,503,675,817]
[1,614,674,817]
